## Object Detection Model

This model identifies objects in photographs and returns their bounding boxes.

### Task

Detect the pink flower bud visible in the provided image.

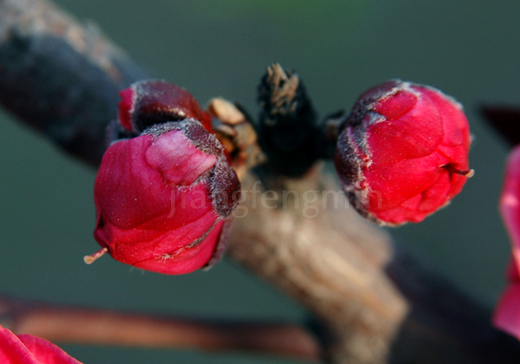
[0,324,82,363]
[493,145,520,339]
[90,120,240,274]
[335,80,472,225]
[117,80,212,134]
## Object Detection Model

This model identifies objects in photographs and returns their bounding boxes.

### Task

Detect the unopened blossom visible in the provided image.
[87,81,240,274]
[335,80,472,225]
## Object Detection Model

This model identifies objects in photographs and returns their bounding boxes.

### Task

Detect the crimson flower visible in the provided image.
[0,325,82,364]
[493,145,520,339]
[87,81,240,274]
[335,80,473,225]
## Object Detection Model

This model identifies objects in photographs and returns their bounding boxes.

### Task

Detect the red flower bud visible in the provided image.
[117,80,212,134]
[493,145,520,339]
[89,120,240,274]
[0,324,82,363]
[335,80,472,225]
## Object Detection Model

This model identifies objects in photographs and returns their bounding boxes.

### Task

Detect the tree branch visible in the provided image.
[229,171,520,363]
[1,0,519,363]
[0,0,148,166]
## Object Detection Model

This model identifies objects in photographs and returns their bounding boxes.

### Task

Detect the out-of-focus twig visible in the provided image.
[0,295,320,361]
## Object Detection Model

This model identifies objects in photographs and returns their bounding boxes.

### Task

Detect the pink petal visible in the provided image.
[0,326,82,364]
[0,326,40,364]
[145,130,216,186]
[494,145,520,338]
[18,336,83,364]
[493,280,520,340]
[500,145,520,255]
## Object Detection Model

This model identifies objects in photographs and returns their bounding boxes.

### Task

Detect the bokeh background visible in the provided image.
[0,1,518,363]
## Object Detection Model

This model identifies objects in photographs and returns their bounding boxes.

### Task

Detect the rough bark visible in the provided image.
[228,171,520,363]
[0,0,148,165]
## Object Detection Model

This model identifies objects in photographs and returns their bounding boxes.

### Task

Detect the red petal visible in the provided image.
[416,85,470,149]
[373,88,417,121]
[133,220,225,274]
[368,85,444,167]
[365,152,449,211]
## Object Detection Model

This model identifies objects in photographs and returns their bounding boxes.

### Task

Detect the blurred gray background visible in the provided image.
[0,1,517,363]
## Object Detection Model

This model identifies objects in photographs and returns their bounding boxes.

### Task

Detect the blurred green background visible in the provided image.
[0,0,518,363]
